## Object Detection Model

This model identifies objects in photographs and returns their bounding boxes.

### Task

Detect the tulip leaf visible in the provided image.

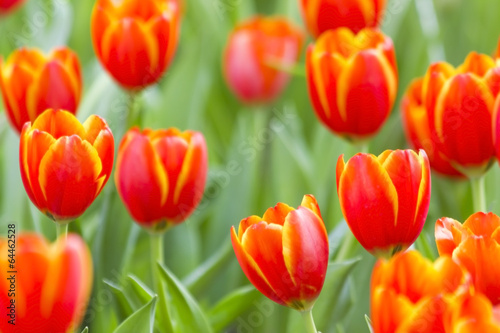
[103,279,135,322]
[113,296,157,333]
[80,327,88,333]
[415,232,438,260]
[157,262,213,333]
[207,285,262,332]
[127,274,155,305]
[365,314,375,333]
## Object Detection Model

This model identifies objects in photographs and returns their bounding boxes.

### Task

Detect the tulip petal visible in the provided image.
[238,216,263,239]
[463,212,500,237]
[262,202,294,226]
[300,194,322,218]
[31,109,86,140]
[83,115,114,182]
[371,287,413,333]
[435,217,467,256]
[38,136,102,221]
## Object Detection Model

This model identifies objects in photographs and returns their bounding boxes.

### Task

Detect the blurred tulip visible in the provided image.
[447,292,500,333]
[307,28,397,142]
[91,0,181,90]
[0,0,25,14]
[19,109,114,223]
[336,149,430,258]
[422,52,500,177]
[0,233,93,333]
[436,212,500,305]
[401,78,464,177]
[371,250,471,333]
[0,47,82,133]
[231,195,329,311]
[115,127,207,232]
[299,0,386,38]
[223,15,304,104]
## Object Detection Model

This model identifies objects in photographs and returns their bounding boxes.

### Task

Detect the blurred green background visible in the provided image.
[1,0,500,332]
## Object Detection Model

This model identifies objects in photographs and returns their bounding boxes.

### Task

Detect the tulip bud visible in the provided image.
[115,127,208,232]
[91,0,181,90]
[0,47,82,133]
[436,212,500,306]
[336,149,431,258]
[401,78,464,177]
[306,27,397,142]
[231,195,329,311]
[0,233,92,332]
[299,0,387,38]
[223,15,304,104]
[19,109,115,223]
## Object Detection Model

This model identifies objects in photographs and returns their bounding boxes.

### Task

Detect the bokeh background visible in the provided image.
[2,0,500,332]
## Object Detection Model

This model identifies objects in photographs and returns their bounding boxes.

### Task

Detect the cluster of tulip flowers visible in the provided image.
[1,0,500,332]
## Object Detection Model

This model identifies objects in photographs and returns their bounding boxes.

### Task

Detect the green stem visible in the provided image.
[150,233,164,289]
[56,223,69,240]
[301,309,318,333]
[357,142,369,154]
[470,176,486,212]
[126,92,143,129]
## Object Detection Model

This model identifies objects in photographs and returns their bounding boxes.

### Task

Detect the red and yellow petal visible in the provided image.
[435,217,467,256]
[262,202,294,226]
[299,194,322,219]
[463,212,500,237]
[31,109,86,140]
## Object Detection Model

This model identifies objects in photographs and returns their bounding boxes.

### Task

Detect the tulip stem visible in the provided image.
[150,233,164,287]
[301,309,318,333]
[150,233,173,332]
[56,223,68,240]
[471,176,486,212]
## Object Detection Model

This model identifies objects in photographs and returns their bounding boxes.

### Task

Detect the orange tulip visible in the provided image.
[230,195,329,311]
[0,0,25,13]
[422,53,500,177]
[299,0,387,38]
[337,149,430,258]
[447,292,500,333]
[0,47,82,133]
[115,127,208,232]
[91,0,181,90]
[401,78,464,177]
[223,16,304,104]
[436,212,500,305]
[306,28,397,142]
[19,109,115,223]
[0,232,93,332]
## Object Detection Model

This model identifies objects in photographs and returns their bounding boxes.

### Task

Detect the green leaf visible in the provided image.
[365,314,374,333]
[127,275,155,305]
[208,285,261,332]
[80,327,88,333]
[103,279,134,322]
[113,296,157,333]
[157,262,213,333]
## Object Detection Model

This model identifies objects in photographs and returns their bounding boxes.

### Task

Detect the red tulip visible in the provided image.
[422,52,500,177]
[299,0,387,38]
[0,0,26,14]
[223,15,304,104]
[436,212,500,305]
[306,28,397,142]
[336,149,431,258]
[0,47,82,133]
[19,109,114,223]
[115,127,208,232]
[401,78,464,177]
[231,195,329,311]
[91,0,181,90]
[0,233,93,332]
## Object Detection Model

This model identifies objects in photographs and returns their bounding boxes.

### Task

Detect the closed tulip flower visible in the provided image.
[0,0,25,13]
[300,0,386,38]
[436,212,500,305]
[307,28,397,142]
[91,0,181,90]
[336,149,431,258]
[0,233,93,333]
[0,47,82,133]
[223,16,304,104]
[401,78,463,177]
[422,52,500,177]
[230,195,329,311]
[115,127,208,232]
[19,109,114,223]
[371,250,470,333]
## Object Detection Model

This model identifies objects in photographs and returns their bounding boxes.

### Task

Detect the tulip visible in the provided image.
[0,47,82,133]
[19,109,114,223]
[371,250,471,333]
[401,78,464,177]
[0,232,93,332]
[0,0,25,13]
[91,0,181,90]
[447,292,500,333]
[115,127,208,232]
[299,0,387,38]
[422,52,500,177]
[306,28,397,142]
[230,195,329,312]
[223,16,304,104]
[436,212,500,305]
[336,149,431,258]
